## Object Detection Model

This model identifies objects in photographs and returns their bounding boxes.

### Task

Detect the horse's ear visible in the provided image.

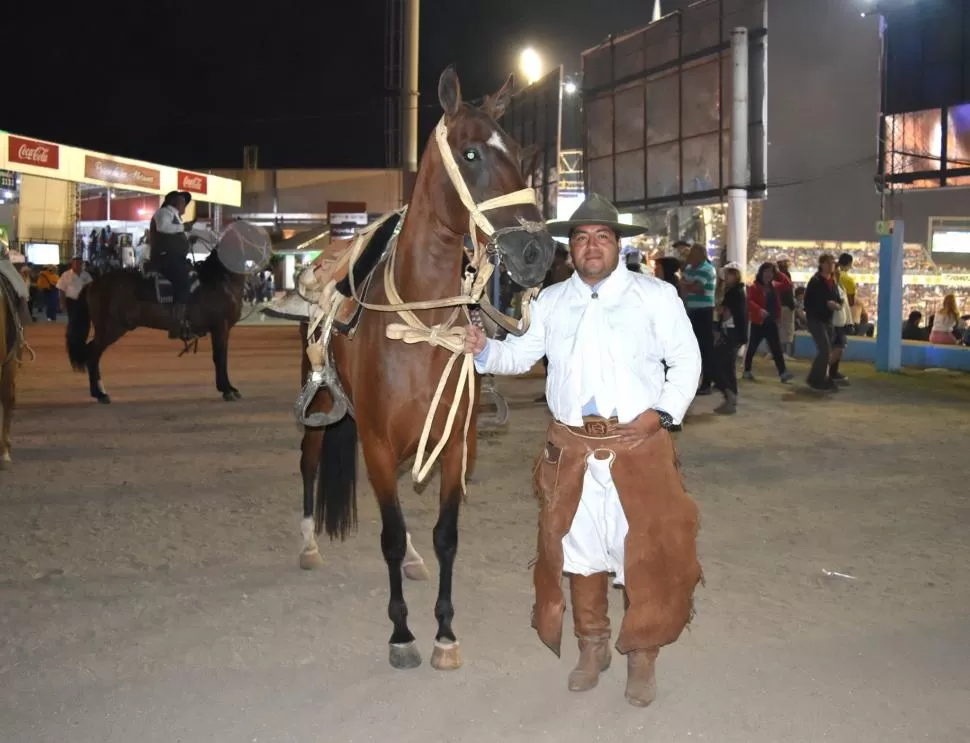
[519,144,539,178]
[484,73,515,120]
[438,65,462,118]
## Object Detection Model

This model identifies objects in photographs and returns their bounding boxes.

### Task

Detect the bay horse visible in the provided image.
[66,247,247,404]
[297,66,556,671]
[0,279,21,468]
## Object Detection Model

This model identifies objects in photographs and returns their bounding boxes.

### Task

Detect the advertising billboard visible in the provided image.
[881,103,970,190]
[581,0,767,210]
[877,0,970,190]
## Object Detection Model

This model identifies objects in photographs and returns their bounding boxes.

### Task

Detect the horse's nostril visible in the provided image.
[523,242,540,265]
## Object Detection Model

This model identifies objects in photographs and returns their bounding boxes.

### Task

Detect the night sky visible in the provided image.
[4,0,965,241]
[4,0,696,169]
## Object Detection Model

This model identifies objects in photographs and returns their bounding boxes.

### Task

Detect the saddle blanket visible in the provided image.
[140,270,201,304]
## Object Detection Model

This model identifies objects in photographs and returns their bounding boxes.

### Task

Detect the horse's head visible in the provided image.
[432,66,556,289]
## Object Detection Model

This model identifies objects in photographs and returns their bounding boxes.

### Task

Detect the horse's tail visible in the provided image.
[315,415,359,540]
[66,287,91,371]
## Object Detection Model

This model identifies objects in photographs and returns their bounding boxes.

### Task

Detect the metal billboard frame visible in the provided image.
[503,66,563,221]
[580,0,767,210]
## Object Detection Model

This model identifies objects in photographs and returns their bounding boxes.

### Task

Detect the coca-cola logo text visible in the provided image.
[178,170,208,194]
[84,155,160,190]
[8,136,60,169]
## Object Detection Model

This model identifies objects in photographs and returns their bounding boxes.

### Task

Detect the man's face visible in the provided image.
[70,259,82,272]
[777,260,790,273]
[687,245,706,267]
[569,224,619,282]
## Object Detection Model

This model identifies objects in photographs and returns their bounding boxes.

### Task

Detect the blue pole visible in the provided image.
[875,220,904,372]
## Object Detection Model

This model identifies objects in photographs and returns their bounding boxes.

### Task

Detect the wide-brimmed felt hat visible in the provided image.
[164,190,193,205]
[545,193,648,240]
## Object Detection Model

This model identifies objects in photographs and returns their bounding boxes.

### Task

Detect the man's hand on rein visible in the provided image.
[615,410,662,447]
[464,324,487,355]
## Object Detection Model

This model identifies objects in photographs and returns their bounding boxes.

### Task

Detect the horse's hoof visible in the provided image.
[389,642,422,670]
[230,388,242,400]
[0,453,10,470]
[299,548,324,570]
[402,561,431,581]
[222,391,237,402]
[96,395,111,405]
[430,640,462,671]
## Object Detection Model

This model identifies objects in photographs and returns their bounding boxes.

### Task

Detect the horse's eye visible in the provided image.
[462,148,480,162]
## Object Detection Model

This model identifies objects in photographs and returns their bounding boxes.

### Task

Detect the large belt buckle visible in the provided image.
[583,419,609,437]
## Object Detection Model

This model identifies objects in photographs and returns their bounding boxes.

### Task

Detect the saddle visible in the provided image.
[269,208,404,335]
[138,266,201,305]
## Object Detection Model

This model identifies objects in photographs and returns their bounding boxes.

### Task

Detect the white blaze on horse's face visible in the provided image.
[486,131,509,156]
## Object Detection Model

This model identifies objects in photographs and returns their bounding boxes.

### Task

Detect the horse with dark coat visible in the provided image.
[66,246,247,403]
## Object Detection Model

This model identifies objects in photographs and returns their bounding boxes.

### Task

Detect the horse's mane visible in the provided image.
[194,249,232,285]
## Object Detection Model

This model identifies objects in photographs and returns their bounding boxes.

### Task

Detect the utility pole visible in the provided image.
[404,0,420,174]
[726,27,749,271]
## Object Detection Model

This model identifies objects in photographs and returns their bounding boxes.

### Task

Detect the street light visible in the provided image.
[563,80,577,95]
[519,47,543,86]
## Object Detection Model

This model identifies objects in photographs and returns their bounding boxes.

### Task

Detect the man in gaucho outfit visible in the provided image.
[465,193,702,708]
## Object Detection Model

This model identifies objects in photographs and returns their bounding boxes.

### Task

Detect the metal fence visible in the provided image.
[503,66,563,221]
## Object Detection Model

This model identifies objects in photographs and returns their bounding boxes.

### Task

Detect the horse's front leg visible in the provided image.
[211,324,240,400]
[430,432,469,671]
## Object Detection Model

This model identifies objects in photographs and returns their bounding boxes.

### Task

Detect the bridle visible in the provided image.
[433,116,546,264]
[341,115,547,327]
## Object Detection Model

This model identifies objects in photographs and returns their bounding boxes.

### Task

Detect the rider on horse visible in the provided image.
[149,190,195,341]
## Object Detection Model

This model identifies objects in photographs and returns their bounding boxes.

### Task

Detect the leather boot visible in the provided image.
[567,572,611,692]
[625,647,659,707]
[169,302,185,340]
[622,590,658,707]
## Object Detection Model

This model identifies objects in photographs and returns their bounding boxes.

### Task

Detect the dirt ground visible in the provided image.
[1,323,968,743]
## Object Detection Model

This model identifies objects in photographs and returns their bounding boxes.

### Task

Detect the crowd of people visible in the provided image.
[753,243,939,273]
[750,243,970,326]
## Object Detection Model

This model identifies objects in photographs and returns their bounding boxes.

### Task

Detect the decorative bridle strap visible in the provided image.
[433,116,537,241]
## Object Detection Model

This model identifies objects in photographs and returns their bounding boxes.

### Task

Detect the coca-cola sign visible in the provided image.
[8,136,60,170]
[177,170,208,194]
[84,155,161,190]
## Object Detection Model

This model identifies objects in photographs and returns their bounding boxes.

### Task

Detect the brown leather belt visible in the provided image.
[565,415,620,437]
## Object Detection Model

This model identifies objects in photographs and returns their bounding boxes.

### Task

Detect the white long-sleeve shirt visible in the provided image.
[475,265,701,425]
[152,204,184,235]
[56,268,92,300]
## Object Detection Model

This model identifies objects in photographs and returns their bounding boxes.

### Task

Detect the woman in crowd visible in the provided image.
[928,293,965,345]
[713,262,747,414]
[743,262,795,383]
